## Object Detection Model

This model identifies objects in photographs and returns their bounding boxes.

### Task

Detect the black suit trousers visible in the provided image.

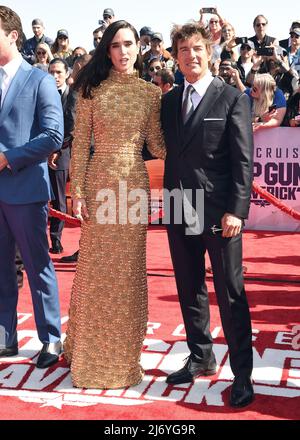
[167,223,253,377]
[49,168,68,242]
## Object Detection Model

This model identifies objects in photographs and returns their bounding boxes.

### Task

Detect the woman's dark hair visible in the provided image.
[74,20,142,99]
[51,36,70,55]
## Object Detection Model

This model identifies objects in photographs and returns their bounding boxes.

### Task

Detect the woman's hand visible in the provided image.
[72,198,89,222]
[261,109,277,122]
[252,53,263,69]
[252,122,263,132]
[226,37,237,50]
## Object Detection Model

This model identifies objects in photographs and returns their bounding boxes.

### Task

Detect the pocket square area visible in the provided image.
[203,118,224,121]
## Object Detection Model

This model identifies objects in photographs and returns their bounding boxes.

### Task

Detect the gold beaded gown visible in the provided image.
[63,69,165,389]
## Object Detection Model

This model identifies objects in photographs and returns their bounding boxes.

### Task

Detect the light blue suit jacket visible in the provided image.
[0,60,64,204]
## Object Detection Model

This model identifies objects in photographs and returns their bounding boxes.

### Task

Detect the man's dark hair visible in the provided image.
[155,68,175,87]
[171,21,212,59]
[0,6,23,50]
[74,20,142,99]
[93,25,106,34]
[49,57,69,73]
[253,15,268,27]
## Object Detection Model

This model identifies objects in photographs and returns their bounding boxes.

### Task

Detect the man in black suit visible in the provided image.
[48,58,76,253]
[161,22,254,408]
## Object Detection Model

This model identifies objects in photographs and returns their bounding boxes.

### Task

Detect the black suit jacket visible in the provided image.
[55,86,77,171]
[162,76,254,231]
[279,38,290,50]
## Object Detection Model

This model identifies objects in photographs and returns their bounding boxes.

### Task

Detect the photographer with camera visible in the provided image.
[247,46,298,99]
[249,15,279,50]
[266,49,297,100]
[199,7,225,47]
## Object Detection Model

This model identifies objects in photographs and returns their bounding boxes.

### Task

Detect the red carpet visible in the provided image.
[0,227,300,420]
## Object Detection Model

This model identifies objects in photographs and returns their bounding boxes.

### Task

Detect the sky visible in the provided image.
[3,1,296,52]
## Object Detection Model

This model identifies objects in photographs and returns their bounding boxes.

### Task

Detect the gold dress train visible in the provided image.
[63,69,165,389]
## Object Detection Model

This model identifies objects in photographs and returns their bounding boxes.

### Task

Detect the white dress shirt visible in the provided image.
[57,82,67,96]
[0,54,23,108]
[183,71,214,110]
[181,71,214,236]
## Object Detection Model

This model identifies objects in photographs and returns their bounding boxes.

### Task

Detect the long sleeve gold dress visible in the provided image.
[63,69,165,389]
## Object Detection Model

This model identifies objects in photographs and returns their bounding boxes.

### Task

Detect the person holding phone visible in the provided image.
[249,15,278,50]
[244,73,286,132]
[219,23,240,62]
[199,7,225,46]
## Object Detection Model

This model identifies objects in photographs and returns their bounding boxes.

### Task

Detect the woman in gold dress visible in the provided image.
[63,21,165,389]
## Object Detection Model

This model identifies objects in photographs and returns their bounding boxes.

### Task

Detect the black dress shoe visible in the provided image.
[166,353,217,385]
[230,375,254,408]
[59,250,79,263]
[49,240,63,254]
[0,344,18,357]
[36,342,62,369]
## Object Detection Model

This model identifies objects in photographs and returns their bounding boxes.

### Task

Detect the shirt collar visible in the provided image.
[184,71,214,98]
[58,83,67,95]
[0,54,23,78]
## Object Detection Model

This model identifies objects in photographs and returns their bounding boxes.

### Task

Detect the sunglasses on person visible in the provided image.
[290,32,300,39]
[240,44,252,51]
[255,22,267,27]
[36,50,46,55]
[149,65,161,72]
[210,20,219,24]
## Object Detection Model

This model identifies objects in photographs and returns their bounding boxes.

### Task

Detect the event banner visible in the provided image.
[246,128,300,232]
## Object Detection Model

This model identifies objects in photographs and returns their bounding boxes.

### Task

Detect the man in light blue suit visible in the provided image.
[0,6,63,368]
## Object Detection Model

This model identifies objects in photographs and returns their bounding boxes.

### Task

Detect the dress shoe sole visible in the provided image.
[60,257,78,263]
[166,367,217,384]
[0,349,19,357]
[230,394,254,408]
[49,249,63,254]
[36,354,60,369]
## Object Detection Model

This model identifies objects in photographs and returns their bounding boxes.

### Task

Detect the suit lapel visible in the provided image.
[181,77,224,152]
[0,61,32,128]
[61,85,69,111]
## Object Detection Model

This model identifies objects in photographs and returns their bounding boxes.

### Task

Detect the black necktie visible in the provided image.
[58,89,62,96]
[182,84,195,124]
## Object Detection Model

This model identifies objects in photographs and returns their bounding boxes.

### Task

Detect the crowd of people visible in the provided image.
[0,5,299,410]
[19,8,300,131]
[15,7,299,258]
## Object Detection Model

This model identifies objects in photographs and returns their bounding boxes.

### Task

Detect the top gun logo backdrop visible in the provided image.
[246,128,300,232]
